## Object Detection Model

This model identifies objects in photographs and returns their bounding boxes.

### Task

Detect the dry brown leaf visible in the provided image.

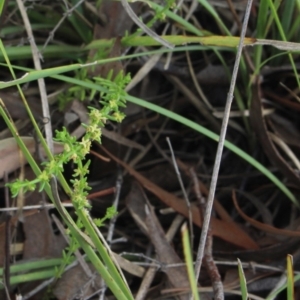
[53,263,102,300]
[215,237,300,262]
[22,170,66,260]
[233,190,300,237]
[23,210,66,259]
[92,37,123,79]
[0,91,42,119]
[264,89,300,112]
[0,137,63,179]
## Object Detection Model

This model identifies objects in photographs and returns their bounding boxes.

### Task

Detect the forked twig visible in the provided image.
[193,0,254,289]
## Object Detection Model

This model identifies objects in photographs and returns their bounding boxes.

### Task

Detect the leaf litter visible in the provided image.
[0,0,300,299]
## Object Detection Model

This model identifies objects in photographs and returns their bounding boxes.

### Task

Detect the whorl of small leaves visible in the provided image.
[8,71,131,214]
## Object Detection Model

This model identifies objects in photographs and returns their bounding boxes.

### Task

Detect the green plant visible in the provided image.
[8,71,129,197]
[287,255,294,300]
[182,223,200,300]
[0,34,133,297]
[237,259,248,300]
[1,1,300,298]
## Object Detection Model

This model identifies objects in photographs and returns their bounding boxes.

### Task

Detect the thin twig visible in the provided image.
[166,137,194,248]
[186,50,214,111]
[107,173,123,244]
[193,0,254,286]
[190,168,224,300]
[99,172,123,300]
[0,202,75,212]
[127,114,169,168]
[163,0,184,69]
[225,0,243,31]
[3,173,12,298]
[203,250,224,300]
[185,0,198,22]
[16,0,53,153]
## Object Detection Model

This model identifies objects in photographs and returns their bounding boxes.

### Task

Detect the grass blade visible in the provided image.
[181,223,200,300]
[237,259,248,300]
[287,255,294,300]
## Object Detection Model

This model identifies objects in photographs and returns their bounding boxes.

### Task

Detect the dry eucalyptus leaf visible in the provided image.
[53,263,103,300]
[23,210,66,260]
[0,137,63,179]
[21,169,66,260]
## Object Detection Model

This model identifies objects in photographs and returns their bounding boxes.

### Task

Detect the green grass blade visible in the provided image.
[0,41,133,300]
[0,259,71,288]
[0,104,132,300]
[266,0,300,88]
[288,14,300,40]
[2,34,298,63]
[147,1,205,36]
[254,1,269,69]
[3,270,57,287]
[196,0,230,35]
[281,0,296,38]
[0,258,64,276]
[67,0,91,43]
[237,259,248,300]
[287,255,294,300]
[266,274,300,300]
[181,223,200,300]
[0,45,230,87]
[0,0,5,15]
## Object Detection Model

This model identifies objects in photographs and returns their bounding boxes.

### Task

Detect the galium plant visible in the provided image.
[8,71,130,198]
[0,66,134,300]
